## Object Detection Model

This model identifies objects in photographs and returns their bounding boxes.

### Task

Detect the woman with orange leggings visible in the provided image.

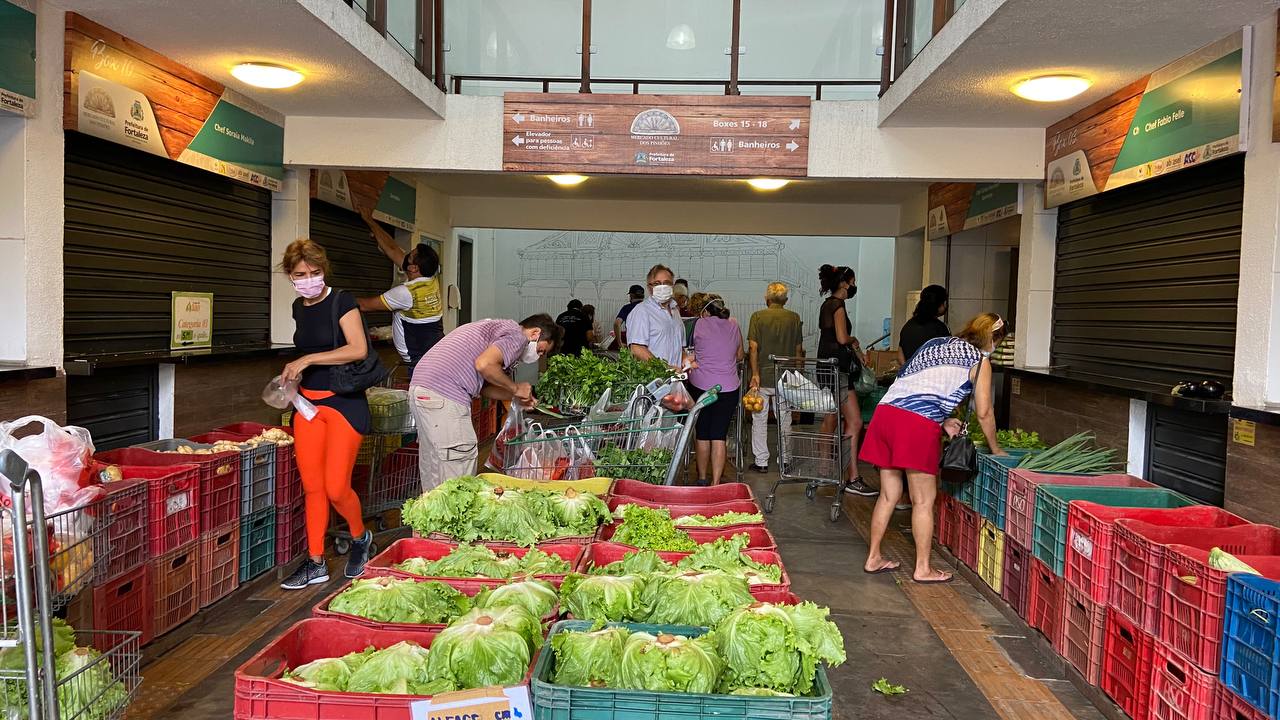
[278,238,374,590]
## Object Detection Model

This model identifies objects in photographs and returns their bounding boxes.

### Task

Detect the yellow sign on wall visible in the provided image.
[171,292,213,350]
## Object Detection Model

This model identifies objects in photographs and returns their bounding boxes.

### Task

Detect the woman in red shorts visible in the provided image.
[860,313,1006,583]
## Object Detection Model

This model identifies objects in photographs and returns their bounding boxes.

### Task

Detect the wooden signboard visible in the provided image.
[312,169,417,231]
[926,182,1020,240]
[1044,31,1247,208]
[64,13,284,190]
[503,93,810,176]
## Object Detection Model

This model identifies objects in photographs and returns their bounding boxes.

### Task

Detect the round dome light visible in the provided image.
[1011,75,1091,102]
[231,62,304,89]
[746,178,790,191]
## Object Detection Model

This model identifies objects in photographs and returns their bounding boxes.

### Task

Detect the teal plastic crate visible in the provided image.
[954,449,1033,511]
[974,454,1021,528]
[239,506,277,582]
[857,385,888,425]
[531,620,832,720]
[1032,485,1197,576]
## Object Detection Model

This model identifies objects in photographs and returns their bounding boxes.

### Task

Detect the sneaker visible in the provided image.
[750,464,769,474]
[843,478,880,497]
[345,530,373,578]
[281,560,329,590]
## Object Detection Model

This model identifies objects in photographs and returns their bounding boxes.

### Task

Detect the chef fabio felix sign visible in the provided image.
[64,14,285,191]
[1044,30,1248,208]
[503,93,810,176]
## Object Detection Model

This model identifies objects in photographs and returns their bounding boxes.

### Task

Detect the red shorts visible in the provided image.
[858,404,942,475]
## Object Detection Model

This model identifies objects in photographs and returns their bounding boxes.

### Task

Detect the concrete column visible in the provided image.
[1014,182,1057,369]
[1236,13,1280,407]
[271,168,310,345]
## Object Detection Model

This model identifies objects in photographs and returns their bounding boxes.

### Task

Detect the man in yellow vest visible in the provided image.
[356,210,444,373]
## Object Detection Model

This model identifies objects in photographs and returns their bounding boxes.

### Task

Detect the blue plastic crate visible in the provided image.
[975,454,1022,529]
[1222,573,1280,719]
[531,620,832,720]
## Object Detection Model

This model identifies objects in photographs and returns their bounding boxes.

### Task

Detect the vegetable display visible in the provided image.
[550,625,628,687]
[668,511,764,527]
[536,349,670,411]
[640,571,755,627]
[473,579,560,619]
[425,606,544,689]
[401,476,610,545]
[1015,432,1122,474]
[677,534,783,584]
[619,631,722,694]
[593,446,674,485]
[611,505,697,552]
[393,544,571,580]
[328,577,472,625]
[968,425,1046,450]
[714,601,846,695]
[0,618,129,720]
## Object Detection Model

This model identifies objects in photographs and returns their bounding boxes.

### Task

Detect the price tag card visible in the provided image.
[411,686,532,720]
[165,490,192,516]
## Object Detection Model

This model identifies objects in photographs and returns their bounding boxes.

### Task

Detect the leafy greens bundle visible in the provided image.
[401,476,610,545]
[536,349,670,411]
[328,577,471,625]
[393,544,571,580]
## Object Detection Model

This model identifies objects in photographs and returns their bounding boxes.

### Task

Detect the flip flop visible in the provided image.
[912,574,954,584]
[863,563,899,575]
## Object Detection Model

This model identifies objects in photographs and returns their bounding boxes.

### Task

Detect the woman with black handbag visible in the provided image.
[277,238,377,590]
[816,265,875,496]
[859,313,1007,584]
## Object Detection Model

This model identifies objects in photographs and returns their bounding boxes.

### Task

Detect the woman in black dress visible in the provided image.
[898,285,950,365]
[817,265,877,496]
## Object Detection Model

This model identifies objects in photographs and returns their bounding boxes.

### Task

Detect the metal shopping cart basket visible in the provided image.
[765,356,848,521]
[503,387,718,486]
[0,449,141,720]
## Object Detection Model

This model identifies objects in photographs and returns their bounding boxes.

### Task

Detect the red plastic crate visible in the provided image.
[235,619,497,720]
[198,521,241,608]
[1067,504,1250,606]
[275,497,306,567]
[1113,516,1257,636]
[106,463,200,556]
[1029,557,1065,642]
[1160,543,1280,674]
[936,493,955,550]
[1214,683,1269,720]
[95,478,149,582]
[954,502,981,570]
[313,571,557,632]
[605,496,763,520]
[150,540,199,638]
[610,478,754,503]
[598,522,778,550]
[365,537,586,586]
[1061,583,1108,685]
[1151,640,1218,720]
[580,541,790,595]
[1002,539,1032,618]
[472,399,497,442]
[1005,470,1153,550]
[92,564,151,650]
[1103,608,1156,720]
[98,446,239,535]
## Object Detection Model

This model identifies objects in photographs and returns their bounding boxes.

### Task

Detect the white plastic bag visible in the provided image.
[0,416,101,515]
[485,403,526,472]
[262,375,317,421]
[777,369,836,413]
[586,387,613,423]
[637,405,675,451]
[563,427,597,480]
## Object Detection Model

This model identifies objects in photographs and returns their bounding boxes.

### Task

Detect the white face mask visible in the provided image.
[651,284,674,303]
[522,341,541,364]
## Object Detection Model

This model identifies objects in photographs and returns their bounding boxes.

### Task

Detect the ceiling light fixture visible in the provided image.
[666,24,696,50]
[746,178,790,191]
[547,174,588,186]
[231,62,304,89]
[1011,74,1091,102]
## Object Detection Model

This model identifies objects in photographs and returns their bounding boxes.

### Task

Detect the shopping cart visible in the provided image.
[503,387,718,486]
[0,449,141,720]
[765,356,848,521]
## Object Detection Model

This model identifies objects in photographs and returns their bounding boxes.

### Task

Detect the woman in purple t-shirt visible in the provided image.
[687,294,744,485]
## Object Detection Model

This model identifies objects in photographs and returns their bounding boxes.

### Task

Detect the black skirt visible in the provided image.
[688,383,740,442]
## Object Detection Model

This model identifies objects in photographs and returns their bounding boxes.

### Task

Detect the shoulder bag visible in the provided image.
[938,401,978,482]
[328,289,389,394]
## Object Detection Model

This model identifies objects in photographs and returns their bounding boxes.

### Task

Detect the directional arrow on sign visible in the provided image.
[512,135,525,146]
[786,140,799,152]
[513,113,526,124]
[788,119,801,130]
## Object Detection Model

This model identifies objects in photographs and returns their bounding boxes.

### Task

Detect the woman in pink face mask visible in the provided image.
[278,238,374,590]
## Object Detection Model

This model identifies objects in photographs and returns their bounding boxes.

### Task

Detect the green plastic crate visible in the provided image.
[1032,485,1197,576]
[239,506,277,582]
[531,620,832,720]
[952,449,1033,510]
[857,385,888,425]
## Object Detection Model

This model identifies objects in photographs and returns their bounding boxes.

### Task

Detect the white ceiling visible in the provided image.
[880,0,1279,127]
[57,0,441,119]
[416,172,928,205]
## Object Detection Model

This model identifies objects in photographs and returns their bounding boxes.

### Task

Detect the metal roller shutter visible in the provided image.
[1051,155,1243,390]
[64,132,272,355]
[307,199,394,327]
[67,367,158,451]
[1146,404,1227,506]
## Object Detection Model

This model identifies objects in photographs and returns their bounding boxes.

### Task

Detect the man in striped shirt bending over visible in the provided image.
[409,314,561,490]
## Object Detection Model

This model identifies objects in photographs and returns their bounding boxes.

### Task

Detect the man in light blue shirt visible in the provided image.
[626,264,687,368]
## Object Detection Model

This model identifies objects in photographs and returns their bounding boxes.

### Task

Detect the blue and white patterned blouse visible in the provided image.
[879,336,984,423]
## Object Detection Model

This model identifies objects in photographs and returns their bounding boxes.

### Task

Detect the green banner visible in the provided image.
[963,183,1019,230]
[374,176,417,231]
[0,0,36,116]
[179,97,284,190]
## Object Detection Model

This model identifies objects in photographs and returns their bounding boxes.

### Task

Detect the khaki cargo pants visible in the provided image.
[410,387,478,492]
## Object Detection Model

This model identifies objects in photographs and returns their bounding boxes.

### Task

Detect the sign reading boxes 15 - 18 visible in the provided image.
[503,93,810,176]
[171,292,213,350]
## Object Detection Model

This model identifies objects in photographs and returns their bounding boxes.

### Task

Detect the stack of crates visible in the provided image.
[90,477,152,646]
[214,422,306,569]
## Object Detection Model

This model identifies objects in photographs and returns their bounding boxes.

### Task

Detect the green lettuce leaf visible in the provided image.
[676,534,782,584]
[544,488,613,535]
[714,602,804,694]
[562,574,649,622]
[328,576,472,625]
[425,606,542,688]
[612,505,697,552]
[474,578,559,619]
[618,631,722,693]
[676,512,765,527]
[346,641,432,695]
[641,571,755,627]
[590,549,673,576]
[550,625,628,687]
[788,601,847,669]
[402,476,486,540]
[55,646,128,720]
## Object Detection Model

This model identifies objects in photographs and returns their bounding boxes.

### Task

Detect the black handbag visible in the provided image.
[328,290,388,394]
[939,400,978,481]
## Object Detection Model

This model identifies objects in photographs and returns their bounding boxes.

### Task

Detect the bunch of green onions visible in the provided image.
[1015,432,1121,474]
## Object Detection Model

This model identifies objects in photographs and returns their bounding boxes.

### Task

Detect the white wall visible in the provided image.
[892,229,926,342]
[460,229,894,354]
[923,215,1020,330]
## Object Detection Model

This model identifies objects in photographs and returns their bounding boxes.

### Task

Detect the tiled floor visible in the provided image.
[124,453,1109,719]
